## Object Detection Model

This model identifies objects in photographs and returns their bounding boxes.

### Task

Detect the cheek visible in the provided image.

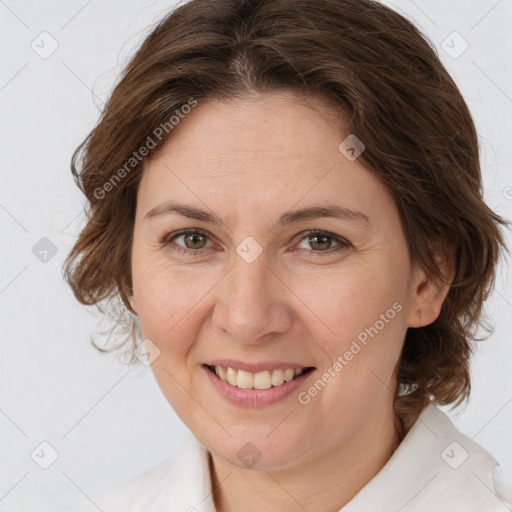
[293,262,405,347]
[131,259,219,350]
[289,265,406,445]
[293,263,407,403]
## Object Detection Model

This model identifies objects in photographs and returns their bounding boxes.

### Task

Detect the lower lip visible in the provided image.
[203,365,315,407]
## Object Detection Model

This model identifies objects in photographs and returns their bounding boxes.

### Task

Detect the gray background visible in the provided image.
[1,0,511,510]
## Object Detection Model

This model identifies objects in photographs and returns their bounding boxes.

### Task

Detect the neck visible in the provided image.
[209,400,402,512]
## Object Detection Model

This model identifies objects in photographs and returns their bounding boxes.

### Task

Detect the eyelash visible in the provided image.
[159,228,351,257]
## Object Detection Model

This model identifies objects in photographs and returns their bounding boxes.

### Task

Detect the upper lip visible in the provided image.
[204,359,315,373]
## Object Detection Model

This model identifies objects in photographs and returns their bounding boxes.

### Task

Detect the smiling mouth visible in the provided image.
[204,364,315,390]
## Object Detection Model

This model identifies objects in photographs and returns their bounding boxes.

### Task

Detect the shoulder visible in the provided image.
[493,465,512,511]
[67,456,176,512]
[344,403,512,511]
[409,404,512,511]
[66,433,213,512]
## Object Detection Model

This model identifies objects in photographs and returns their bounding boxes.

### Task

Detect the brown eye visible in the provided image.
[308,233,333,251]
[160,228,350,257]
[296,230,350,254]
[179,231,208,250]
[160,228,213,255]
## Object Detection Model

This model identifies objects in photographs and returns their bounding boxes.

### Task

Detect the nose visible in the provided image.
[211,250,292,345]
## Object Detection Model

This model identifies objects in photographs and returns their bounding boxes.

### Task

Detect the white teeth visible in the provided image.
[271,369,284,387]
[218,366,227,381]
[211,365,308,389]
[227,367,237,386]
[283,368,295,382]
[236,369,254,389]
[254,371,272,390]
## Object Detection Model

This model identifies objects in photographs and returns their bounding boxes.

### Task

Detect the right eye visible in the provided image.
[160,228,215,255]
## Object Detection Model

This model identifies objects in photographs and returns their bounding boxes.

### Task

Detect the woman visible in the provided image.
[64,0,512,510]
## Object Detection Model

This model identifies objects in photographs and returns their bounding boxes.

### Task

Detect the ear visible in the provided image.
[406,239,456,328]
[128,294,138,315]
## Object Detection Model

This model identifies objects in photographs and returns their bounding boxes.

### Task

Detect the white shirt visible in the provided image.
[69,403,512,511]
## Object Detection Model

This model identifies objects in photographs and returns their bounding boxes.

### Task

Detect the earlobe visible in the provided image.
[129,295,138,315]
[406,241,456,328]
[406,272,450,328]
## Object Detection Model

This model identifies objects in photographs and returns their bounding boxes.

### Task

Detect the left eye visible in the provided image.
[160,229,350,255]
[295,230,349,253]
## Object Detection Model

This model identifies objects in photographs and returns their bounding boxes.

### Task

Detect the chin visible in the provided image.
[207,431,306,471]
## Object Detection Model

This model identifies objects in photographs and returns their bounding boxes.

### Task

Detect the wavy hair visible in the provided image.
[63,0,510,433]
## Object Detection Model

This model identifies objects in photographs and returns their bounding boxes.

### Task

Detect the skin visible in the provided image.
[129,91,454,512]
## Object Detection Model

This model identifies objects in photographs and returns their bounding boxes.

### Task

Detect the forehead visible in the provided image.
[162,91,347,160]
[137,92,395,226]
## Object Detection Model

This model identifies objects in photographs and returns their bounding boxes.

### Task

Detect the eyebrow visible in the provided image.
[144,201,371,228]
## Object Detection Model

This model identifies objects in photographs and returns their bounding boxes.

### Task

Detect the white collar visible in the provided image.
[145,432,216,512]
[341,403,509,511]
[136,403,510,511]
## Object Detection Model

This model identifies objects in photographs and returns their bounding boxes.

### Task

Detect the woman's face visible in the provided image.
[129,91,441,469]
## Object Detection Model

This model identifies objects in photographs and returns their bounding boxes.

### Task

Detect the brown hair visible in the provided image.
[63,0,510,431]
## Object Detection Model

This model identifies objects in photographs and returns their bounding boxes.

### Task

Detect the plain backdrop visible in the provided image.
[1,1,511,510]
